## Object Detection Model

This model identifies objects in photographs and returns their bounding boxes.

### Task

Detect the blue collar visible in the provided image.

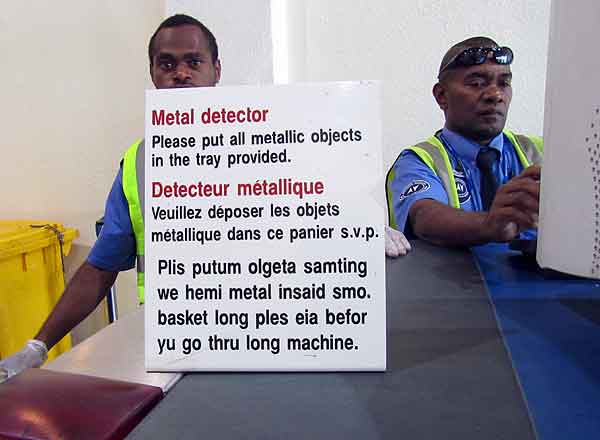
[440,127,504,164]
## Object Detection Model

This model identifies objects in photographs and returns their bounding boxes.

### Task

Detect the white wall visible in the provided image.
[295,0,551,168]
[0,1,162,242]
[165,0,274,86]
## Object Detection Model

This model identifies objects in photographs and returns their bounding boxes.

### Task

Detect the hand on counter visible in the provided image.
[385,226,411,257]
[0,339,48,383]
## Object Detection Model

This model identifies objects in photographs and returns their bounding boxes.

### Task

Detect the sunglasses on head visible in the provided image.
[439,46,514,77]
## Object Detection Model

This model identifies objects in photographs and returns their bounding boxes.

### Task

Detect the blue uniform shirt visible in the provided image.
[388,127,537,239]
[87,167,137,271]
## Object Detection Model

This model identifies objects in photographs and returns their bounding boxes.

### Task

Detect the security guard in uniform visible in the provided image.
[387,36,542,247]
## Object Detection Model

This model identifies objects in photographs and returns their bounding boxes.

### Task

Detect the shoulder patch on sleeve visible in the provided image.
[399,180,431,202]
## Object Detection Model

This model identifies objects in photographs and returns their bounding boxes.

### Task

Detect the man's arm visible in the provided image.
[36,168,134,350]
[387,150,451,234]
[410,165,540,247]
[35,262,117,350]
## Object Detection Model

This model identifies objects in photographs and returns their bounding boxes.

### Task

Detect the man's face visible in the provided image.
[150,24,221,89]
[434,60,512,144]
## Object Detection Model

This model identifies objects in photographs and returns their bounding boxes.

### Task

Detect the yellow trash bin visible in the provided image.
[0,221,79,362]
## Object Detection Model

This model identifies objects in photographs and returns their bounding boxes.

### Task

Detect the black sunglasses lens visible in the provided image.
[456,48,488,67]
[493,46,514,65]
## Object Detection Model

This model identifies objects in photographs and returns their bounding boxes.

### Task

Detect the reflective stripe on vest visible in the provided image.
[505,131,544,168]
[405,130,543,209]
[385,135,457,226]
[122,139,145,303]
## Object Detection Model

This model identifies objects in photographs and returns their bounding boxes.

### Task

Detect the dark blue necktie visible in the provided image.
[476,148,500,211]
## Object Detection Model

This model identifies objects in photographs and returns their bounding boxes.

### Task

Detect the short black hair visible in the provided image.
[148,14,219,65]
[438,36,499,79]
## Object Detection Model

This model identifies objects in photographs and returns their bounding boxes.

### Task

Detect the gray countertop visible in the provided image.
[128,241,535,440]
[45,307,182,393]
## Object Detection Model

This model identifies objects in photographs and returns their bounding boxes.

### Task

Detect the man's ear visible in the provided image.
[433,82,448,111]
[214,59,222,84]
[150,63,158,88]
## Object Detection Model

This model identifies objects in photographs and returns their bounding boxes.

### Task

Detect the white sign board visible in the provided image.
[144,82,386,371]
[537,0,600,278]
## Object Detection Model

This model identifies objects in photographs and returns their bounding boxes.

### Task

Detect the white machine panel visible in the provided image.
[537,0,600,278]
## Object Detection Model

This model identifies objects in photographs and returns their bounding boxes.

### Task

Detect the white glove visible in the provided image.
[385,226,411,257]
[0,339,48,383]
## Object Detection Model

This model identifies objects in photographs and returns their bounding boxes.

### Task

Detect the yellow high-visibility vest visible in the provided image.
[386,130,543,229]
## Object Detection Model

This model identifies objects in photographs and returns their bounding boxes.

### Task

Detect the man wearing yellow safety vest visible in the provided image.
[387,36,542,247]
[0,14,410,382]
